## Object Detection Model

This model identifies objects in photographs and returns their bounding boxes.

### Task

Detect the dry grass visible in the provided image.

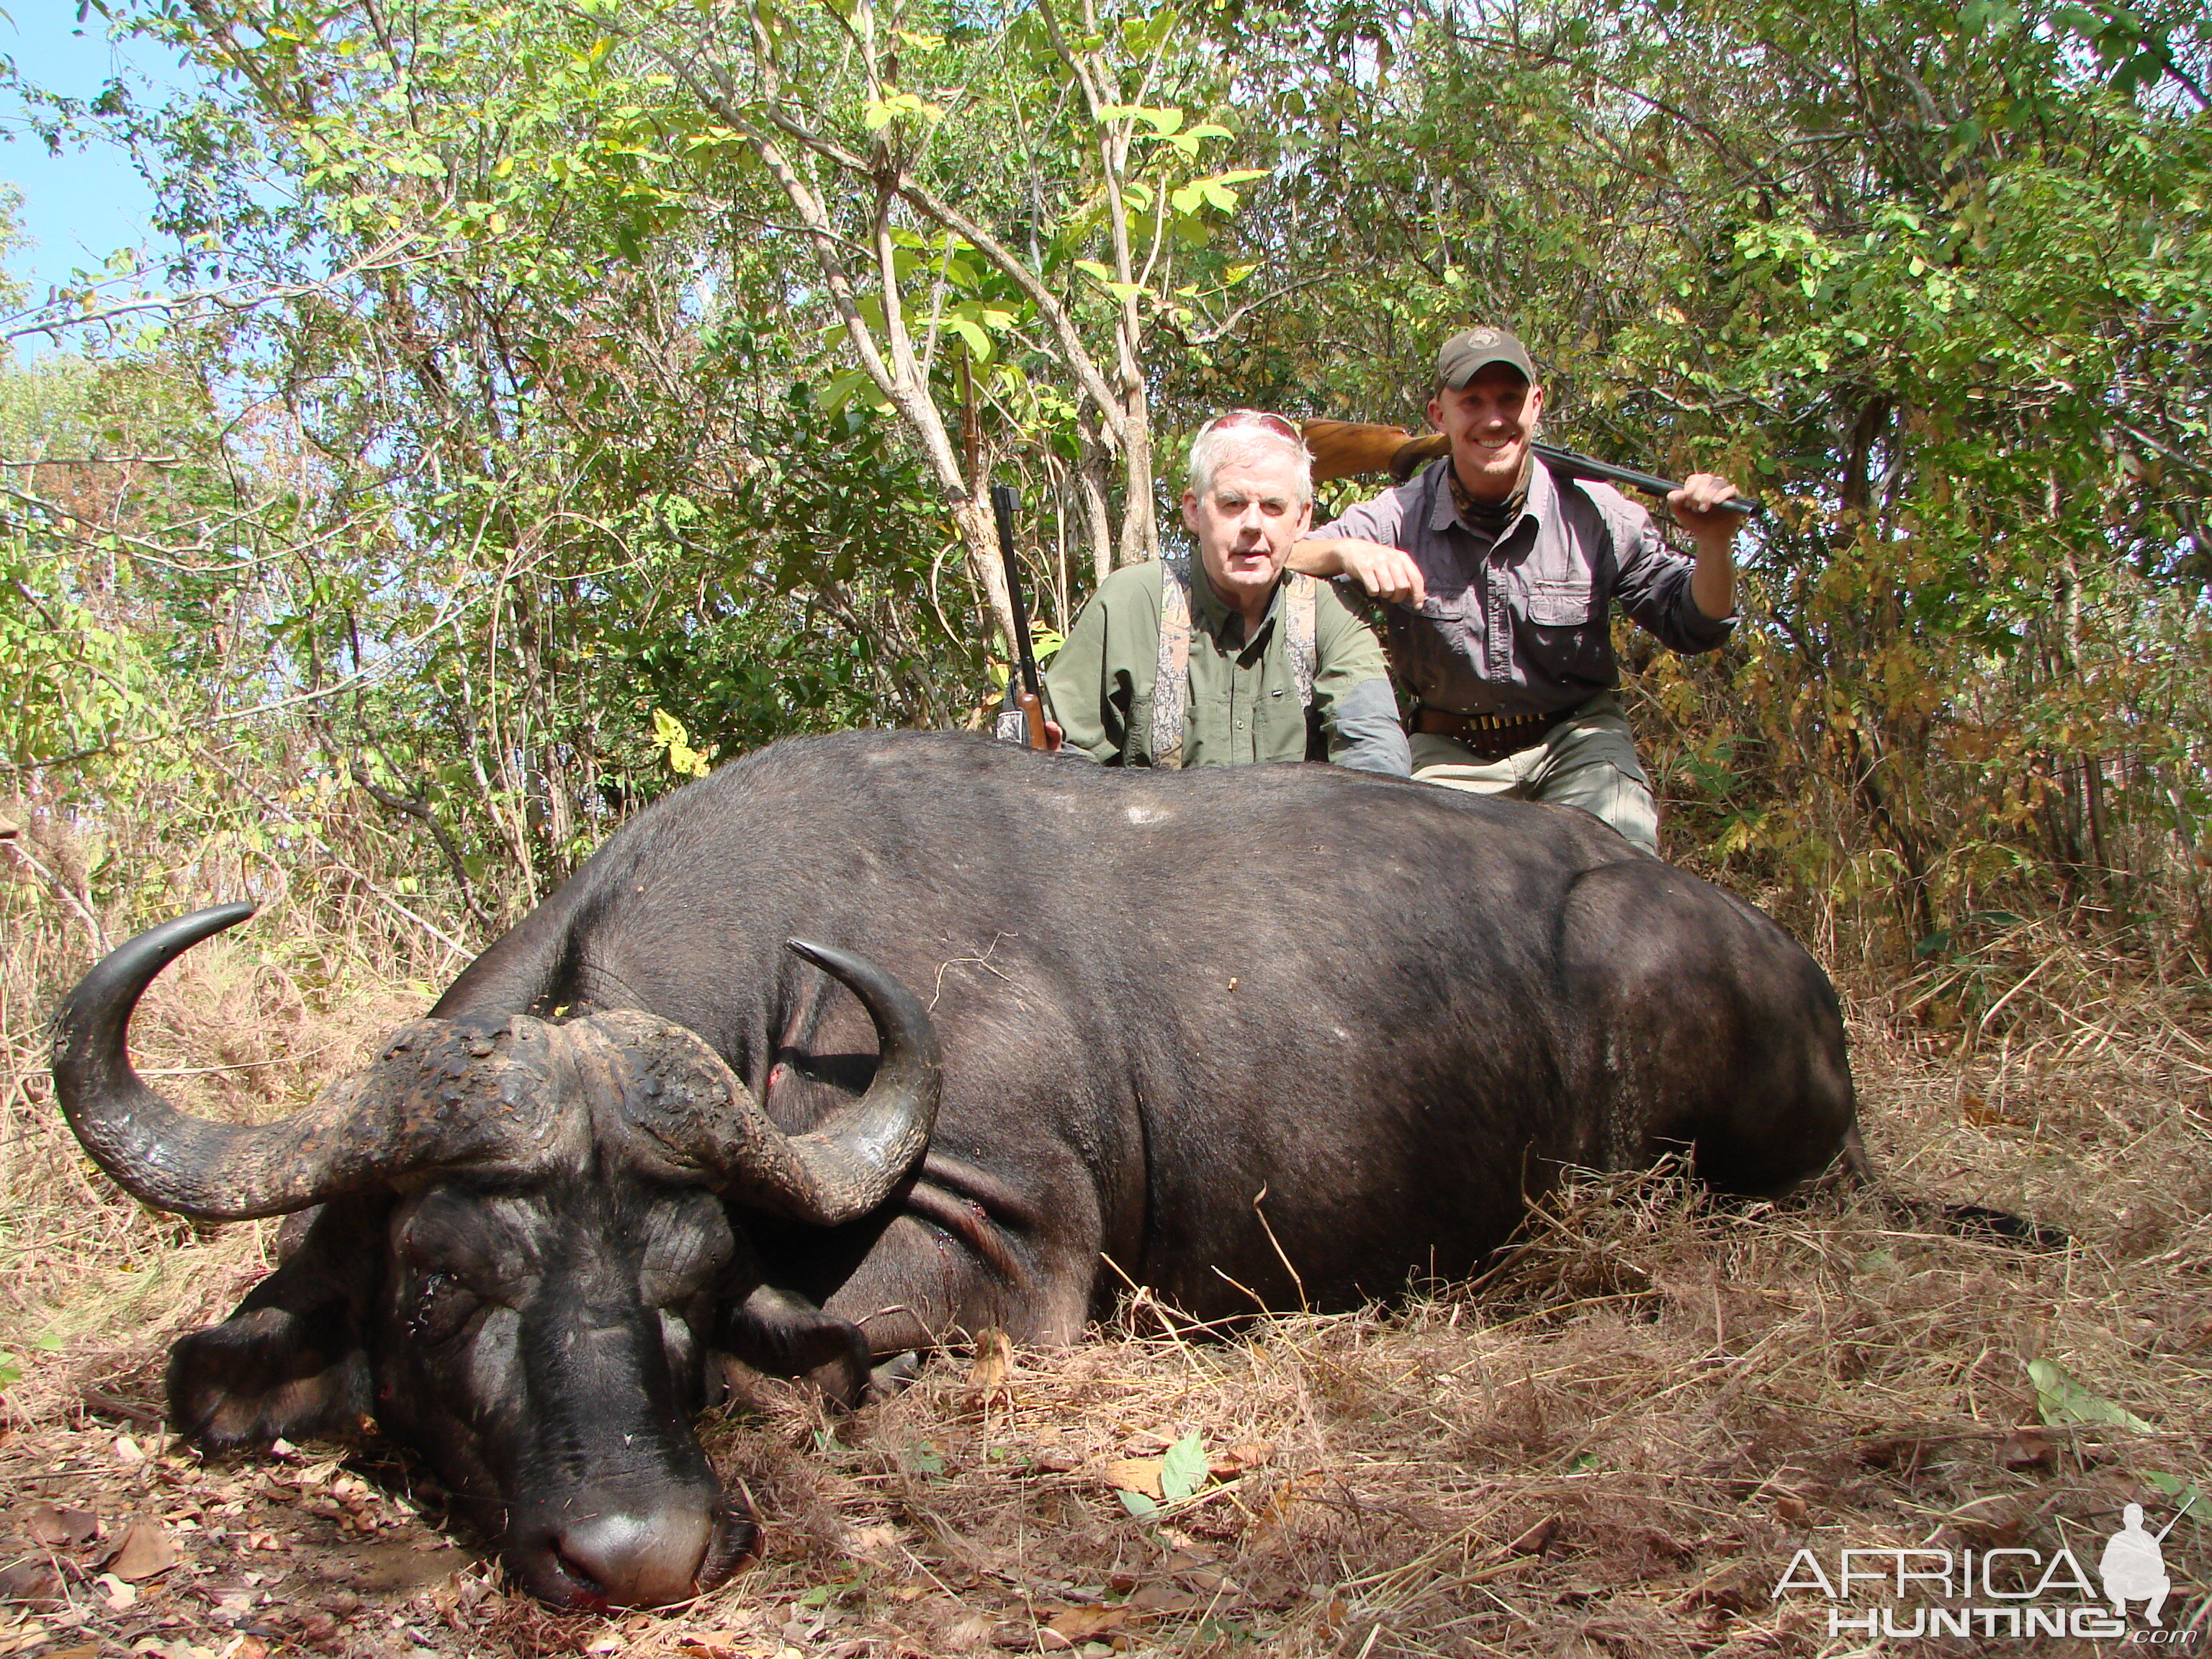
[0,876,2206,1658]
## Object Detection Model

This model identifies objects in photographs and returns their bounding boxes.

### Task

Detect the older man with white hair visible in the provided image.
[1035,410,1409,774]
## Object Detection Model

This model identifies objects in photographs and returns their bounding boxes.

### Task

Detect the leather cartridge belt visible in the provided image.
[1411,703,1573,760]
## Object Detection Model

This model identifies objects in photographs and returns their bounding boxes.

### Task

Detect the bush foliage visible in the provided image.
[2,0,2206,976]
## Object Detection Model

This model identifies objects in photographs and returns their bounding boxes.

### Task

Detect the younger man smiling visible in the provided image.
[1039,411,1409,775]
[1289,326,1746,855]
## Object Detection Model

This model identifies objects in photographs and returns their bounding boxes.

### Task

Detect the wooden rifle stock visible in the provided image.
[992,485,1049,749]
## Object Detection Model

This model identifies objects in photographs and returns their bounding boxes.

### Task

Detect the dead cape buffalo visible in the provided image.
[54,729,1856,1609]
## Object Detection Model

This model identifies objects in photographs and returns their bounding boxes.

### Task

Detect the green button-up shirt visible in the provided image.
[1041,559,1409,773]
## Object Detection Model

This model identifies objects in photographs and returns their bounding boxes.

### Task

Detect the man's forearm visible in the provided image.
[1691,544,1736,621]
[1290,536,1426,606]
[1287,537,1350,578]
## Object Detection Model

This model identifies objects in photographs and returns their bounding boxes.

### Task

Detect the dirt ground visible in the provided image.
[1,975,2207,1658]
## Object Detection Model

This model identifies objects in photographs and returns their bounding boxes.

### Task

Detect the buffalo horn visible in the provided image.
[50,904,485,1220]
[696,939,941,1227]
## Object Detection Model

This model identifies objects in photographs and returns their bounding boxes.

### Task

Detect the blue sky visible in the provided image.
[1,7,200,305]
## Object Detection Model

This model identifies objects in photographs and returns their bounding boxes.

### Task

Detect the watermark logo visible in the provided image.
[1771,1500,2197,1642]
[2105,1503,2181,1629]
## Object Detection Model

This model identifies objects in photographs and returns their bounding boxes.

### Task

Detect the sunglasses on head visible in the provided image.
[1200,409,1301,443]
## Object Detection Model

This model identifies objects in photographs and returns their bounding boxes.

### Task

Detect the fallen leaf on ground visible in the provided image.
[1158,1433,1207,1501]
[673,1632,749,1658]
[98,1573,137,1610]
[1208,1442,1273,1476]
[1509,1516,1561,1555]
[1244,1573,1298,1609]
[0,1559,62,1604]
[1126,1583,1198,1614]
[968,1328,1013,1389]
[1102,1457,1163,1500]
[104,1516,180,1581]
[1997,1427,2055,1471]
[1045,1606,1128,1640]
[23,1503,98,1547]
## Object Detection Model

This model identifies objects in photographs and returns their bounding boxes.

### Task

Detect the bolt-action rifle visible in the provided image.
[992,485,1050,750]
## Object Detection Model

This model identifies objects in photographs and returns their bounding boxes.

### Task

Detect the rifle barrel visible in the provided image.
[1534,441,1761,517]
[992,485,1049,748]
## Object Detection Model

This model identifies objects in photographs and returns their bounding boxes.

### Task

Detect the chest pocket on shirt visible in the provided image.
[1526,579,1593,626]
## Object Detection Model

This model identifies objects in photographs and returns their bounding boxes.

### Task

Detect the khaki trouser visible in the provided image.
[1408,691,1660,856]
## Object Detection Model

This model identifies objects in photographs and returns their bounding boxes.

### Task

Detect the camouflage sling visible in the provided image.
[1150,559,1316,768]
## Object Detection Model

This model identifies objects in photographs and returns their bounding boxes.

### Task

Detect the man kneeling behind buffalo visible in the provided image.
[1290,326,1745,853]
[1028,410,1409,775]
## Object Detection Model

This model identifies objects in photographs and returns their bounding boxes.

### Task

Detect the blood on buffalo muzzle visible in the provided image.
[50,902,940,1610]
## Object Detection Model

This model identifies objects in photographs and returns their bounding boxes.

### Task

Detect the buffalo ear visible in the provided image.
[167,1198,385,1452]
[719,1283,871,1410]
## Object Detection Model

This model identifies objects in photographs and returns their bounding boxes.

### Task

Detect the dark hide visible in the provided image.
[140,731,1861,1604]
[419,731,1856,1334]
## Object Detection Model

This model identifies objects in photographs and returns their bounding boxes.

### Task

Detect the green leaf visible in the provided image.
[1096,104,1183,135]
[1118,1488,1159,1517]
[863,91,940,130]
[947,315,994,360]
[2028,1359,2155,1433]
[1071,259,1145,303]
[1160,1431,1208,1502]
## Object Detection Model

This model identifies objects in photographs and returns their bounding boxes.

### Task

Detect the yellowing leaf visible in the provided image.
[651,709,713,778]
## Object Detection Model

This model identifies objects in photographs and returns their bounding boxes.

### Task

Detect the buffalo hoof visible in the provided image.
[868,1349,925,1398]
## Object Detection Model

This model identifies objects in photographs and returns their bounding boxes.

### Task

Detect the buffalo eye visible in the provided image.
[408,1270,477,1344]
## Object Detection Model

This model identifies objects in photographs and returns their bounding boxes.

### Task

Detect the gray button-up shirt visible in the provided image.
[1312,457,1735,717]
